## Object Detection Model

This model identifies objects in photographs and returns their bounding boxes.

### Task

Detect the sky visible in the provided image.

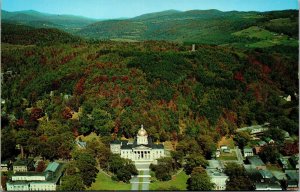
[2,0,299,19]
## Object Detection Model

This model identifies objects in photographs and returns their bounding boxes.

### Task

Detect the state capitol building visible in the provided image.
[110,125,165,163]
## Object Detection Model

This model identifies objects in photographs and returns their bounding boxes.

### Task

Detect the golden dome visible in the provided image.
[138,125,147,136]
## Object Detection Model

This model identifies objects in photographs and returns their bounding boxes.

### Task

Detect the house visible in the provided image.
[7,162,64,191]
[247,156,266,170]
[215,149,220,158]
[220,145,228,150]
[264,137,274,144]
[13,159,34,172]
[76,140,87,149]
[254,141,267,154]
[244,165,263,182]
[206,160,228,190]
[285,170,299,191]
[223,149,230,153]
[258,141,267,147]
[278,157,289,170]
[236,124,269,135]
[255,182,282,190]
[244,147,254,157]
[258,170,274,182]
[1,160,11,172]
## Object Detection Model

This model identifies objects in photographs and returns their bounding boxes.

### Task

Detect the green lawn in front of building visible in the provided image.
[149,170,189,190]
[217,151,238,161]
[89,171,131,190]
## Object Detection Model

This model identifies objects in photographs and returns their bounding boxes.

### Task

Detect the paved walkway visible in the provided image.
[130,162,151,190]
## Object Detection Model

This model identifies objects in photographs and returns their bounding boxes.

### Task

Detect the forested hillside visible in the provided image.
[2,23,83,45]
[77,9,298,46]
[2,10,100,32]
[2,36,298,161]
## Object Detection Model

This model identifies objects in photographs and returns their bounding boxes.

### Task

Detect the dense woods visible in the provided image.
[1,8,298,191]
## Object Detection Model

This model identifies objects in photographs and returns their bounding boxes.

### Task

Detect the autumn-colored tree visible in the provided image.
[30,108,44,121]
[282,141,299,156]
[36,161,46,172]
[74,77,86,95]
[62,107,73,119]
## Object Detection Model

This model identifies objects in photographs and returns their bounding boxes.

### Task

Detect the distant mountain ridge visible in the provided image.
[2,9,298,46]
[76,9,298,45]
[2,9,102,32]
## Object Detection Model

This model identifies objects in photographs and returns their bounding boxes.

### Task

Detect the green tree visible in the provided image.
[258,145,280,163]
[60,175,85,191]
[224,163,253,190]
[234,131,251,149]
[1,128,17,160]
[265,127,285,144]
[74,151,99,187]
[92,108,114,136]
[187,166,214,190]
[184,154,208,175]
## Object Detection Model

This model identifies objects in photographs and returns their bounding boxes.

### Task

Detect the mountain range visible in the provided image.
[1,9,298,46]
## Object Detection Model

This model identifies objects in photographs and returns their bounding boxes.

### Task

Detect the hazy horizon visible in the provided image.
[2,0,298,19]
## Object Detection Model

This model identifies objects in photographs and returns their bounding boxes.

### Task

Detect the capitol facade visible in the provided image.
[110,125,165,162]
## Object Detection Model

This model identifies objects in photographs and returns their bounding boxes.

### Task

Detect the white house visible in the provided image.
[244,147,254,157]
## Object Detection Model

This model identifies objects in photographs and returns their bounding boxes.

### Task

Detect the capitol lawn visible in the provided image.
[149,170,188,190]
[89,171,131,190]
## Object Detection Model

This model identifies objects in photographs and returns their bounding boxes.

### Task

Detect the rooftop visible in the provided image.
[255,182,282,190]
[44,162,59,173]
[244,147,253,153]
[259,169,273,179]
[13,172,44,177]
[247,156,265,167]
[13,158,34,166]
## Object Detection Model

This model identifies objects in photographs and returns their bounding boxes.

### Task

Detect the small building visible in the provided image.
[215,149,220,158]
[220,145,228,150]
[278,157,289,170]
[236,124,269,135]
[264,137,274,144]
[223,149,230,153]
[258,141,267,147]
[13,159,34,173]
[244,147,254,157]
[247,156,266,170]
[7,162,64,191]
[255,182,282,190]
[76,140,87,149]
[206,160,228,190]
[258,170,274,182]
[1,160,11,172]
[285,170,299,191]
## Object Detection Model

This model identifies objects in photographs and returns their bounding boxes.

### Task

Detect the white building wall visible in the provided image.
[211,176,228,190]
[12,175,46,181]
[110,144,121,154]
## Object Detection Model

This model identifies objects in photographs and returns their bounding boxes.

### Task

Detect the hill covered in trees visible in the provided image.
[77,9,298,46]
[2,10,100,32]
[2,23,83,45]
[1,9,298,190]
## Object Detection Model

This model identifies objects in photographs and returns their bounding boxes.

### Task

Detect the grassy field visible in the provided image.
[149,170,189,190]
[218,136,235,148]
[89,171,131,190]
[217,151,238,161]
